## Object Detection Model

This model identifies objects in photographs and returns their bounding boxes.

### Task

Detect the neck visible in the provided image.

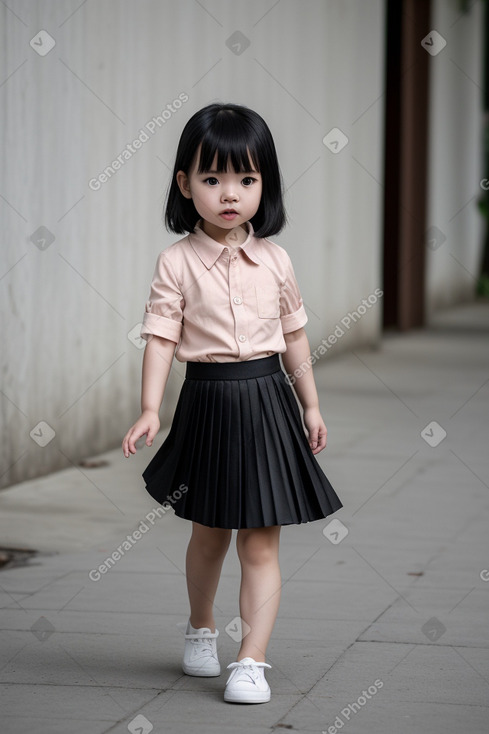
[201,220,248,245]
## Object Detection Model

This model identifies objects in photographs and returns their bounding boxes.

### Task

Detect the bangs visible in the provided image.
[196,126,260,174]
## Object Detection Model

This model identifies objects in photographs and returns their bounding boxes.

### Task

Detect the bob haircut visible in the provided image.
[165,103,286,238]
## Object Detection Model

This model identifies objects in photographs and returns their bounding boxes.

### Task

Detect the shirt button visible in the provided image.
[238,334,246,342]
[233,296,242,305]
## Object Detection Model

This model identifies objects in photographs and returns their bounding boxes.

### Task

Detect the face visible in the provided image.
[176,149,263,243]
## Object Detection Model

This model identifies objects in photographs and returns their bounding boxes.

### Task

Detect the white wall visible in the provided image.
[0,0,385,487]
[425,0,485,317]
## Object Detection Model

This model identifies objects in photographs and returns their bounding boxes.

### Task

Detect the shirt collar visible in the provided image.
[189,220,261,269]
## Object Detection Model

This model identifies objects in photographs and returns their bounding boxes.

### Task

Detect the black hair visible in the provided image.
[165,103,286,237]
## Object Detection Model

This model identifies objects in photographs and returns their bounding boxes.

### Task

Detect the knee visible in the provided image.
[237,532,278,567]
[192,528,231,560]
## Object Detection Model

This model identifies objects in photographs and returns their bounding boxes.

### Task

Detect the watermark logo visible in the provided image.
[88,486,188,581]
[225,226,248,248]
[421,30,446,56]
[225,616,251,642]
[286,288,383,385]
[426,225,446,251]
[31,616,55,641]
[421,421,446,447]
[30,30,56,56]
[127,714,153,734]
[421,616,446,642]
[322,127,349,154]
[226,31,251,56]
[30,421,56,447]
[323,519,349,545]
[89,93,189,191]
[323,679,383,733]
[30,226,55,251]
[128,323,146,350]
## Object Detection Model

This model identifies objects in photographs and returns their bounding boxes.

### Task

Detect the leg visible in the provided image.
[185,521,232,631]
[236,525,282,661]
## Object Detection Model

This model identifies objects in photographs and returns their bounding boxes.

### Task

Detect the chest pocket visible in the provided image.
[255,285,280,319]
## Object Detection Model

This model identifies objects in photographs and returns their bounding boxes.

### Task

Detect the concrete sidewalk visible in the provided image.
[1,302,488,734]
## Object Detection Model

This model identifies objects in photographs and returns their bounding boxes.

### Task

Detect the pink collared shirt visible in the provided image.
[140,220,308,363]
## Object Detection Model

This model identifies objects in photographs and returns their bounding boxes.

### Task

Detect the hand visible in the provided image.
[122,410,160,458]
[303,406,327,454]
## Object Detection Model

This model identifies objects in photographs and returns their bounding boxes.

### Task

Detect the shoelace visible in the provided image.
[227,660,271,671]
[184,629,219,657]
[227,659,272,681]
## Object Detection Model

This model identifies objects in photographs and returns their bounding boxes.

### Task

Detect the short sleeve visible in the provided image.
[280,252,308,334]
[140,252,184,343]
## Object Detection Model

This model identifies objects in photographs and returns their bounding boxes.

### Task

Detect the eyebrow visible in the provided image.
[203,169,259,174]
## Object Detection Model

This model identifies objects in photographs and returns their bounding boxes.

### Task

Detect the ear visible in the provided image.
[176,170,192,199]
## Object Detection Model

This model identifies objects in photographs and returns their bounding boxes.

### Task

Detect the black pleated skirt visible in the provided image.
[142,354,343,529]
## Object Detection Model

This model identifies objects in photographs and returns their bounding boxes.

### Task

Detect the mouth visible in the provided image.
[219,209,239,220]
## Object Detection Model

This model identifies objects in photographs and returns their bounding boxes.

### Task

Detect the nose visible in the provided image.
[221,187,239,203]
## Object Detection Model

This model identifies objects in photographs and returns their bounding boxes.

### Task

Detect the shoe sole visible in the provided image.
[182,663,221,677]
[224,690,271,704]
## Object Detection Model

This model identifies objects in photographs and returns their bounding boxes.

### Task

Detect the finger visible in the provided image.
[122,435,130,458]
[146,424,157,446]
[128,429,144,455]
[308,426,319,451]
[316,429,327,452]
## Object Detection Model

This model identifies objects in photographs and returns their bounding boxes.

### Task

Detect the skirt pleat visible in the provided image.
[142,354,342,529]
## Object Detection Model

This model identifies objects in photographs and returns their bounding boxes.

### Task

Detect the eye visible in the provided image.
[203,177,219,186]
[242,177,257,186]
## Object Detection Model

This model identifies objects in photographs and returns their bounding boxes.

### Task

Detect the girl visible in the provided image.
[122,103,342,704]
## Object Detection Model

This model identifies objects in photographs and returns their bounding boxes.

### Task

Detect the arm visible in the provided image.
[281,327,327,455]
[122,335,176,457]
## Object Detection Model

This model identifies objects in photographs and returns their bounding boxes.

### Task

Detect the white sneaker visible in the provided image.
[224,657,272,703]
[182,621,220,677]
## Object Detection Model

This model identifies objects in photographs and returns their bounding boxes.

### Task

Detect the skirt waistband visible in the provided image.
[185,354,281,380]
